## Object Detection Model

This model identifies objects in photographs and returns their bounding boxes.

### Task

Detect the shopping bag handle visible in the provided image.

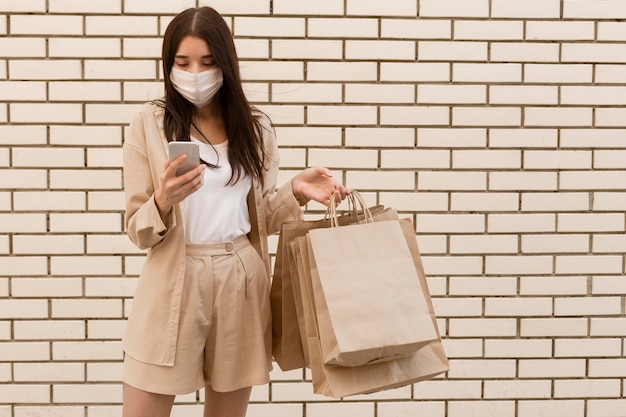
[328,190,373,227]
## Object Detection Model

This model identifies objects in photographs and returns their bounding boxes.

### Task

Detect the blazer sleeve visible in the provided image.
[123,106,177,250]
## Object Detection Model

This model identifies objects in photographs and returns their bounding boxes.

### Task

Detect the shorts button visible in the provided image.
[225,243,234,252]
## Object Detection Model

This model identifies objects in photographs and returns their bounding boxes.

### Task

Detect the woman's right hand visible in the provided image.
[154,154,205,221]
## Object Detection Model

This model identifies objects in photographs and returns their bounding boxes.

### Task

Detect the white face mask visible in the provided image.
[170,67,223,108]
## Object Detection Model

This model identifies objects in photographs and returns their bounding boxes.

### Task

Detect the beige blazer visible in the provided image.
[122,102,302,366]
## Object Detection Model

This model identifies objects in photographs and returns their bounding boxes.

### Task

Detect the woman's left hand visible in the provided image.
[291,166,349,207]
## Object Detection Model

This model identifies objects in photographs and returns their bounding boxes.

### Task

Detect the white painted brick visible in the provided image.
[346,127,414,147]
[53,383,122,403]
[526,21,594,41]
[492,0,560,18]
[556,296,622,316]
[49,0,121,13]
[87,148,123,168]
[0,38,46,57]
[596,64,626,83]
[381,106,449,126]
[14,406,84,417]
[309,17,377,38]
[0,169,46,189]
[51,256,122,276]
[51,299,122,319]
[382,149,449,169]
[598,22,626,41]
[422,256,483,276]
[197,0,270,15]
[380,62,450,82]
[49,38,120,58]
[448,400,515,417]
[0,384,49,404]
[418,171,486,191]
[87,103,140,124]
[486,297,552,316]
[346,170,414,190]
[485,339,552,358]
[560,171,626,190]
[85,60,157,80]
[488,214,555,233]
[234,17,305,37]
[455,20,523,40]
[449,276,517,296]
[520,276,588,295]
[490,86,558,105]
[419,41,487,61]
[85,277,135,297]
[560,129,626,148]
[123,0,193,13]
[255,105,302,125]
[0,81,46,101]
[49,81,121,101]
[272,39,343,60]
[9,59,81,80]
[308,105,377,125]
[419,85,485,104]
[562,86,626,105]
[588,400,626,417]
[417,214,484,233]
[87,320,127,340]
[346,0,417,16]
[346,40,415,60]
[382,19,450,40]
[11,278,83,297]
[555,338,621,357]
[50,213,121,233]
[13,235,84,255]
[450,235,518,254]
[378,401,445,417]
[86,16,157,35]
[442,337,484,357]
[521,192,588,212]
[563,43,626,64]
[554,379,621,398]
[588,359,626,377]
[0,214,46,233]
[433,297,482,317]
[486,255,553,275]
[88,191,125,211]
[591,318,626,336]
[558,213,624,232]
[308,149,377,169]
[450,192,519,212]
[234,39,269,60]
[123,38,166,58]
[419,127,486,147]
[453,107,521,127]
[308,62,377,81]
[593,276,626,294]
[14,191,86,211]
[413,380,481,399]
[522,234,589,254]
[241,61,304,81]
[522,318,588,337]
[275,127,341,147]
[347,84,415,104]
[453,150,520,169]
[272,83,341,104]
[11,103,82,123]
[518,400,584,417]
[15,320,85,340]
[596,108,626,127]
[0,125,46,145]
[51,125,122,146]
[420,0,488,17]
[86,235,142,254]
[124,256,146,276]
[448,358,516,377]
[307,402,373,417]
[0,342,49,360]
[595,150,626,169]
[490,172,557,191]
[10,15,83,35]
[524,64,592,83]
[274,0,343,15]
[379,191,448,212]
[526,107,592,127]
[485,380,551,399]
[564,0,626,18]
[14,362,84,383]
[0,0,45,12]
[12,147,85,168]
[491,42,559,62]
[50,169,122,190]
[524,150,591,169]
[519,359,586,378]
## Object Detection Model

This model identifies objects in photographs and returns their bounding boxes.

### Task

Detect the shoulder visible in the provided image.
[132,101,164,124]
[126,101,165,148]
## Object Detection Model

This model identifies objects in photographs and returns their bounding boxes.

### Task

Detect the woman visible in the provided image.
[121,7,347,417]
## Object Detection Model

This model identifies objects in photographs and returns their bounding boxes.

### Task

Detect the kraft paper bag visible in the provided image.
[305,214,438,367]
[271,204,388,371]
[290,219,448,398]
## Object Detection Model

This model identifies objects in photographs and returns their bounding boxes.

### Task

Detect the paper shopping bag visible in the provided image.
[306,217,438,367]
[271,204,388,371]
[291,219,448,398]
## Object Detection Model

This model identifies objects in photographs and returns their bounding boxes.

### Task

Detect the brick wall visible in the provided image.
[2,0,626,416]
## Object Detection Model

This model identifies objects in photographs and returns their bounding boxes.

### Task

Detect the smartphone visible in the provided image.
[168,142,200,176]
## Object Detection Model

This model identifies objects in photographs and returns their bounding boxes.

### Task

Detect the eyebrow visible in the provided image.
[174,54,214,59]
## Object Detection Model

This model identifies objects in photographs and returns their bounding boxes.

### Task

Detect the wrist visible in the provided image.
[291,177,310,206]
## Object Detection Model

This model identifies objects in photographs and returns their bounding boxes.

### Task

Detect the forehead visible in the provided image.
[175,35,212,56]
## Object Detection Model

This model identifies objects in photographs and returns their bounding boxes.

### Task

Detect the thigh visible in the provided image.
[203,385,252,417]
[122,383,175,417]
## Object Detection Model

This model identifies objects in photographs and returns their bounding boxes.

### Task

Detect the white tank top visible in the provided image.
[184,138,252,243]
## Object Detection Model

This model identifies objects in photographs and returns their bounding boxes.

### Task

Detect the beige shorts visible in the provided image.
[122,235,272,395]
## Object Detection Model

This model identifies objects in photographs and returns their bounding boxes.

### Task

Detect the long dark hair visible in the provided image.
[158,6,266,185]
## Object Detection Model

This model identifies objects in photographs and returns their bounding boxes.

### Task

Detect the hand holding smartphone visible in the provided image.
[168,142,200,176]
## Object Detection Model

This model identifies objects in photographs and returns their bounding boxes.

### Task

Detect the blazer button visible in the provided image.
[256,198,262,206]
[225,243,233,252]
